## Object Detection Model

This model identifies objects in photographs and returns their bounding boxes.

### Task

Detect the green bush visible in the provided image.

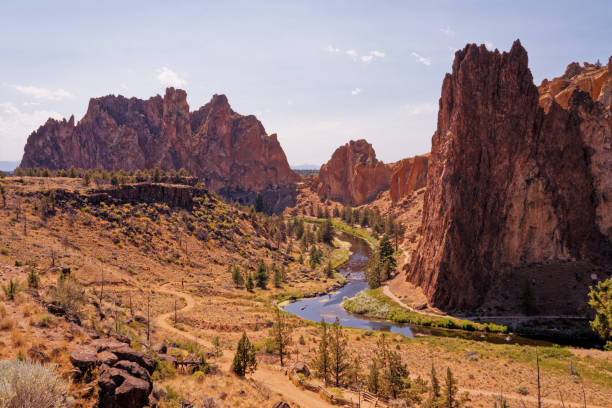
[0,248,8,255]
[192,370,205,382]
[152,359,177,381]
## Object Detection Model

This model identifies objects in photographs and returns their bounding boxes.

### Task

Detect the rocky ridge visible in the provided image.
[408,40,612,311]
[313,139,392,206]
[20,88,299,212]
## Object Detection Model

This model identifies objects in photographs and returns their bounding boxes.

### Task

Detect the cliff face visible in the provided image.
[389,154,429,203]
[21,88,299,212]
[314,139,392,206]
[408,40,612,311]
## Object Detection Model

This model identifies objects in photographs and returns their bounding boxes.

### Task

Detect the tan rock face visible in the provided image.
[408,40,612,311]
[20,88,299,212]
[314,139,392,206]
[389,154,429,203]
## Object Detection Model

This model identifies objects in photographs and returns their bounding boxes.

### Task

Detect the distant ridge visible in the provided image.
[0,161,20,172]
[291,164,320,170]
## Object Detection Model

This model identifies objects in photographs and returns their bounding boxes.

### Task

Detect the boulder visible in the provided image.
[289,361,310,378]
[69,347,97,370]
[272,402,291,408]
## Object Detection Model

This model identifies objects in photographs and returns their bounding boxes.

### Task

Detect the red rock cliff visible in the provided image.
[314,139,392,206]
[408,40,612,310]
[21,88,299,211]
[390,154,429,203]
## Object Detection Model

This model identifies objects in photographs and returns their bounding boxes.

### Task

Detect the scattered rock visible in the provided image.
[272,402,291,408]
[289,361,310,378]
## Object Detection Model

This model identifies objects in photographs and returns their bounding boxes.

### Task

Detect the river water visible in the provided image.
[283,234,553,346]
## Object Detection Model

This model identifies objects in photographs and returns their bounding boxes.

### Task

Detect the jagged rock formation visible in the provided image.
[408,40,612,311]
[20,88,299,212]
[389,154,429,203]
[314,139,392,205]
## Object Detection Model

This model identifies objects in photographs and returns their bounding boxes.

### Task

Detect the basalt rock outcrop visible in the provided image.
[314,139,392,205]
[408,40,612,311]
[70,338,157,408]
[389,154,429,203]
[20,88,299,213]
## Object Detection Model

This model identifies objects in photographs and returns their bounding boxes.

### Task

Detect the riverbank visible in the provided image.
[343,287,509,334]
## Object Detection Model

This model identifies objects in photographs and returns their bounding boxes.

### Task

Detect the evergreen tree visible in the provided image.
[269,308,292,366]
[443,367,458,408]
[312,319,330,385]
[245,273,254,292]
[273,264,283,288]
[324,260,334,278]
[27,268,39,288]
[367,358,382,395]
[319,218,334,244]
[365,252,382,289]
[588,276,611,343]
[231,266,244,286]
[329,317,349,387]
[232,332,257,376]
[427,361,441,406]
[332,206,340,218]
[254,260,268,289]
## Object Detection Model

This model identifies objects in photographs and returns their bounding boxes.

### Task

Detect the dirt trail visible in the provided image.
[153,283,339,408]
[155,283,606,408]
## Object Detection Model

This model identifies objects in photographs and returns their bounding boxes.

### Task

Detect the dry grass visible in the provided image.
[0,316,15,330]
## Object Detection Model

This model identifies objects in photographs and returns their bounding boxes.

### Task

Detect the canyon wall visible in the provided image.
[389,154,429,203]
[20,88,299,212]
[408,40,612,311]
[314,139,392,206]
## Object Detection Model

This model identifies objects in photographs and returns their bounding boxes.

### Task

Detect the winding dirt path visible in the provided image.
[152,283,338,408]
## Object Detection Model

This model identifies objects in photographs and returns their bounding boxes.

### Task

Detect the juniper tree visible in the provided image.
[329,317,349,387]
[312,319,330,385]
[443,367,458,408]
[269,308,292,367]
[232,332,257,376]
[254,260,268,289]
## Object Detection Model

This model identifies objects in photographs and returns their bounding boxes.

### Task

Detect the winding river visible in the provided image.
[284,234,553,346]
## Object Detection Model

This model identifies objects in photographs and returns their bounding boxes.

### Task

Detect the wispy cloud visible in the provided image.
[351,88,362,96]
[360,50,385,63]
[326,44,340,53]
[410,52,432,66]
[0,102,63,160]
[22,102,41,107]
[5,84,73,101]
[440,26,455,36]
[484,41,494,50]
[345,49,358,58]
[404,102,436,116]
[155,67,187,87]
[370,50,385,58]
[360,55,374,63]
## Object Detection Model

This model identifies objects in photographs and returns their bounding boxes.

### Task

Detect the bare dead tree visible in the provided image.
[50,249,56,267]
[581,381,587,408]
[558,390,566,408]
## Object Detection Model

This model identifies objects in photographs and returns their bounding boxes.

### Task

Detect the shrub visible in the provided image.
[27,268,40,288]
[0,317,15,331]
[517,385,529,395]
[192,370,205,382]
[0,359,69,408]
[2,280,19,301]
[0,248,8,255]
[31,313,55,328]
[49,277,85,316]
[152,359,177,381]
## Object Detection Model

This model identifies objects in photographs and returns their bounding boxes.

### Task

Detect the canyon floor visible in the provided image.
[0,176,610,408]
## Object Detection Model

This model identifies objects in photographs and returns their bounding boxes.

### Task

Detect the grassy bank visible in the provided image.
[343,288,509,334]
[299,217,378,248]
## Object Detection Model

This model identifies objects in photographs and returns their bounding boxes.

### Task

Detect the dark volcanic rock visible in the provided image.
[408,40,612,311]
[314,139,392,205]
[20,89,299,213]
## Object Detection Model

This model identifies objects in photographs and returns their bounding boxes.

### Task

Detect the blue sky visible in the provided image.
[0,1,610,165]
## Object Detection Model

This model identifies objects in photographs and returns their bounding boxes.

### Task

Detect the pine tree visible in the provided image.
[273,264,283,288]
[427,361,441,406]
[245,273,254,292]
[443,367,458,408]
[312,319,330,385]
[269,308,292,366]
[320,218,334,244]
[254,260,268,289]
[329,317,349,387]
[232,332,257,376]
[324,260,334,278]
[367,358,382,396]
[232,266,244,286]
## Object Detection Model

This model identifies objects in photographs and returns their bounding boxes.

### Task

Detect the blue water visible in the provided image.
[283,234,415,337]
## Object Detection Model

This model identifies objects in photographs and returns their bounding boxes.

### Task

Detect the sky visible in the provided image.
[0,1,610,166]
